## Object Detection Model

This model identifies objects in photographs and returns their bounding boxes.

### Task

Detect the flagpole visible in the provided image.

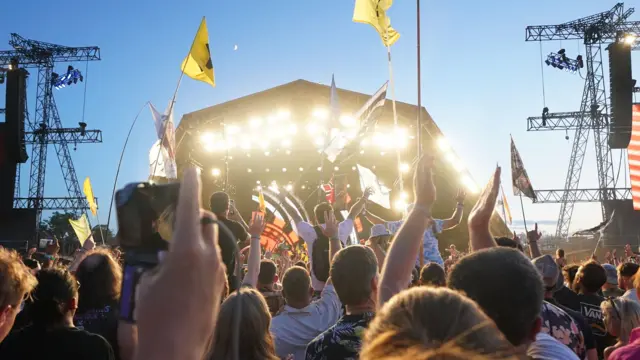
[386,42,403,195]
[519,194,529,234]
[416,0,422,160]
[106,101,150,230]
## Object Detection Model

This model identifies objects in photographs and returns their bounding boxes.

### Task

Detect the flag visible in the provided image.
[322,180,335,204]
[149,140,177,178]
[357,164,391,209]
[629,104,640,210]
[573,210,616,237]
[324,81,388,162]
[510,137,536,200]
[353,0,400,46]
[149,102,177,179]
[181,17,215,87]
[83,177,97,217]
[500,185,512,225]
[258,188,266,213]
[69,214,92,246]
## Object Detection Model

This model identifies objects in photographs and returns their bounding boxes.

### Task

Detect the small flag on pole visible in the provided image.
[181,17,215,87]
[629,104,640,210]
[500,185,512,225]
[69,214,92,246]
[83,177,97,217]
[258,188,266,213]
[322,177,335,204]
[353,0,400,46]
[357,164,391,209]
[149,102,177,179]
[510,136,537,201]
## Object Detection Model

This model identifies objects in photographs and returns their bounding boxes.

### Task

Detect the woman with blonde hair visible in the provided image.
[207,287,278,360]
[361,287,518,360]
[601,297,640,359]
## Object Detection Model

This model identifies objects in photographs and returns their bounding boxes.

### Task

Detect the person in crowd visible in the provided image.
[361,287,518,360]
[207,287,278,360]
[555,263,582,311]
[210,191,246,293]
[419,262,446,287]
[565,264,581,287]
[256,259,284,316]
[306,245,378,359]
[270,211,343,359]
[73,248,123,359]
[366,189,466,268]
[603,263,625,298]
[573,260,617,358]
[609,328,640,359]
[364,224,389,268]
[619,262,640,301]
[601,297,640,359]
[494,236,524,251]
[277,188,369,296]
[22,258,40,275]
[557,248,567,267]
[0,268,114,359]
[532,255,591,359]
[0,248,37,343]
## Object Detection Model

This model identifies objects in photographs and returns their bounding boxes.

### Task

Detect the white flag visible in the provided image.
[149,140,177,178]
[149,101,177,179]
[357,164,391,209]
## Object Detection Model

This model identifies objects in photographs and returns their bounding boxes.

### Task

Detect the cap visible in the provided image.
[532,255,562,292]
[602,263,618,285]
[370,224,391,238]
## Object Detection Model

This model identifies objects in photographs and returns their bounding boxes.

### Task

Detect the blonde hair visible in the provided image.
[0,249,37,309]
[207,287,278,360]
[602,297,640,343]
[361,287,518,360]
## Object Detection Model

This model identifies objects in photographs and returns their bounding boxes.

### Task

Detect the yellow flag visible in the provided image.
[258,189,266,213]
[353,0,400,46]
[501,185,513,225]
[181,17,215,87]
[83,177,97,217]
[69,214,92,246]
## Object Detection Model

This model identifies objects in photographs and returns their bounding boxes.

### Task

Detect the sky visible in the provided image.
[2,0,639,234]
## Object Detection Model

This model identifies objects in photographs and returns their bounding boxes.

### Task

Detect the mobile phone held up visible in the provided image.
[115,181,180,322]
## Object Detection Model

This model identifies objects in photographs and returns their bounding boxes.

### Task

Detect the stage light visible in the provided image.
[399,163,410,173]
[302,185,306,189]
[624,34,637,45]
[380,151,386,156]
[285,150,291,155]
[360,150,365,154]
[545,52,580,73]
[334,166,339,171]
[282,168,287,172]
[312,107,329,120]
[200,132,214,143]
[53,67,84,90]
[240,141,251,150]
[264,151,270,156]
[278,109,291,119]
[314,137,325,147]
[461,175,479,194]
[211,168,221,177]
[360,138,369,147]
[249,117,262,129]
[307,123,320,135]
[226,125,240,135]
[266,168,270,172]
[248,168,252,173]
[269,181,278,192]
[285,184,293,191]
[256,185,262,191]
[340,115,357,127]
[299,167,304,171]
[257,180,261,184]
[437,137,450,152]
[204,143,215,152]
[281,139,292,148]
[260,141,270,150]
[352,166,357,171]
[393,199,408,212]
[400,191,408,199]
[288,124,297,135]
[317,166,322,171]
[347,184,351,188]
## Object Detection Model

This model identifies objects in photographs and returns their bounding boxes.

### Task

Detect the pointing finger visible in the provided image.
[173,167,202,251]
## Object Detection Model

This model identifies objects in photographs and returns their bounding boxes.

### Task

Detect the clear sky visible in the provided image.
[2,0,638,234]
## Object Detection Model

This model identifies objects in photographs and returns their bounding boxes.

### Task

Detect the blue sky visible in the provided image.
[2,0,638,234]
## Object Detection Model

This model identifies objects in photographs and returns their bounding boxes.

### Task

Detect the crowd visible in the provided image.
[3,156,640,359]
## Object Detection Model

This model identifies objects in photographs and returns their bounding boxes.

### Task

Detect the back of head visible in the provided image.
[448,247,543,346]
[330,246,378,306]
[574,261,606,294]
[258,259,277,286]
[0,249,37,310]
[556,249,565,258]
[619,262,640,278]
[282,266,311,305]
[563,264,580,286]
[75,249,122,312]
[209,287,277,360]
[361,287,515,360]
[210,191,230,216]
[31,268,78,326]
[494,237,524,252]
[313,202,333,224]
[420,263,446,287]
[602,297,640,343]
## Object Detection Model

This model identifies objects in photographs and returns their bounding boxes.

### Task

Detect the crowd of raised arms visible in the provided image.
[3,156,640,360]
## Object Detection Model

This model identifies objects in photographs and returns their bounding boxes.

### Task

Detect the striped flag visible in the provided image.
[324,81,388,162]
[322,177,335,204]
[629,104,640,209]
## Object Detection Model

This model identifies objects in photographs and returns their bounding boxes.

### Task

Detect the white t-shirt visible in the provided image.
[623,288,639,302]
[387,219,445,267]
[527,332,580,360]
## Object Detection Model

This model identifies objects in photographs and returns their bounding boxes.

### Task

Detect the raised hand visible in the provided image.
[364,186,374,199]
[526,223,541,242]
[413,155,436,210]
[322,211,339,238]
[455,189,467,203]
[468,166,501,230]
[249,212,266,238]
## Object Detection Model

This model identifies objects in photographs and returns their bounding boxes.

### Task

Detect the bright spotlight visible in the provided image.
[249,117,262,129]
[247,168,252,173]
[461,175,479,194]
[437,137,451,152]
[281,139,292,148]
[264,151,270,156]
[359,149,365,154]
[317,166,322,171]
[314,137,325,147]
[340,115,357,127]
[260,141,270,150]
[200,132,214,143]
[299,167,304,172]
[285,150,291,155]
[307,123,320,135]
[288,124,297,135]
[285,184,293,191]
[211,168,221,177]
[400,191,408,199]
[352,166,357,171]
[278,109,291,119]
[312,107,329,120]
[240,141,252,150]
[204,143,215,152]
[282,168,287,172]
[399,163,410,173]
[302,185,306,189]
[393,199,408,212]
[226,125,240,135]
[346,184,351,188]
[334,166,339,171]
[624,34,637,45]
[256,180,261,184]
[256,185,262,191]
[268,181,278,192]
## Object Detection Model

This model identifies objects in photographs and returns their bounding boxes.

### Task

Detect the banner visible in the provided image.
[510,136,536,200]
[69,214,92,246]
[357,164,390,209]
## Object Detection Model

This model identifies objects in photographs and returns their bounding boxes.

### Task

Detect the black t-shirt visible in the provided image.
[74,304,120,360]
[576,293,616,359]
[0,325,115,360]
[554,285,581,312]
[217,217,248,290]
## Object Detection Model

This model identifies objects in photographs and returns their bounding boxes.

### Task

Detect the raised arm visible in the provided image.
[347,188,372,220]
[468,166,501,252]
[442,190,465,230]
[378,156,435,308]
[365,211,386,225]
[242,212,266,288]
[527,223,542,259]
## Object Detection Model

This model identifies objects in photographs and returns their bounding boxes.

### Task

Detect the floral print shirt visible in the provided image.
[305,312,374,360]
[540,301,586,359]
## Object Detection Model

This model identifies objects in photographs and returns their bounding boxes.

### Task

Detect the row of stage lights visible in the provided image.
[544,49,584,73]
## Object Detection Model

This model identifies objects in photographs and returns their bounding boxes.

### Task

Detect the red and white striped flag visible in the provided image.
[321,178,335,204]
[629,104,640,210]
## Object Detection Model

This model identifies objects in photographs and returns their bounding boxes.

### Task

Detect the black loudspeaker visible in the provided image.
[608,42,633,149]
[4,69,28,163]
[0,124,18,211]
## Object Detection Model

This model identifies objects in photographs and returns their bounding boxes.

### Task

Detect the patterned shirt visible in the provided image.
[305,312,374,360]
[387,219,444,266]
[540,301,586,359]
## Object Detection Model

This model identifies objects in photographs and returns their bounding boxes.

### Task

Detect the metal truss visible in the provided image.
[24,128,101,144]
[0,34,100,67]
[534,188,631,204]
[525,3,635,238]
[13,197,92,211]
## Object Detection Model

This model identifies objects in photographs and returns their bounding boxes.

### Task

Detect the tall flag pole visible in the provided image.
[416,0,423,163]
[511,136,536,233]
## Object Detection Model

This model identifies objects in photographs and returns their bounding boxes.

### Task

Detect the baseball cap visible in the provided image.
[532,255,563,292]
[370,224,391,238]
[602,263,618,285]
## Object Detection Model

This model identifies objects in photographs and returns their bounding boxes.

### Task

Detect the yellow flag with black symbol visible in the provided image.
[353,0,400,46]
[181,17,215,87]
[83,177,97,217]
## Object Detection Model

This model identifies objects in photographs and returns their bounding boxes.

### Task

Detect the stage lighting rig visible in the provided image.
[52,65,84,89]
[544,51,583,73]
